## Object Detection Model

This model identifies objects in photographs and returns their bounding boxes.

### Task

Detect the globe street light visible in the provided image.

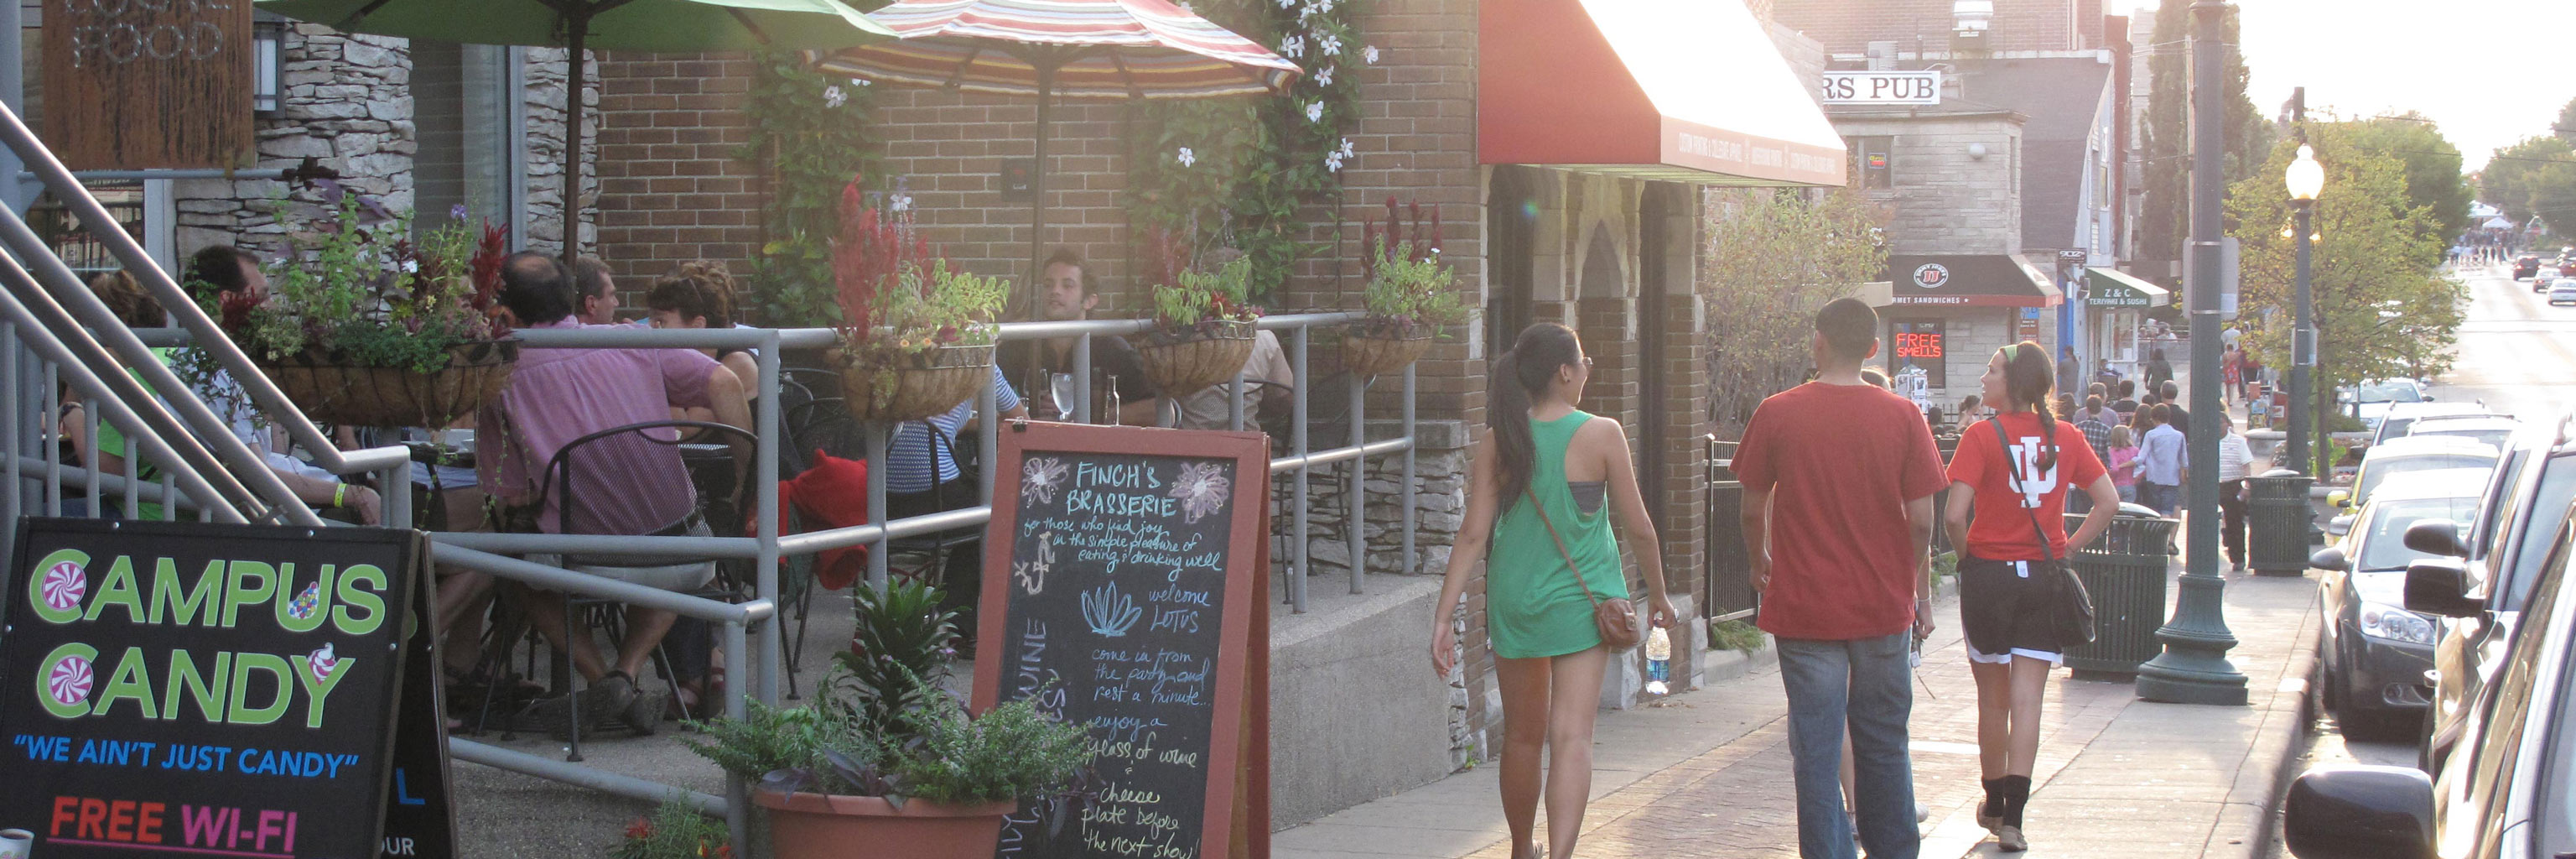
[2285,143,2323,476]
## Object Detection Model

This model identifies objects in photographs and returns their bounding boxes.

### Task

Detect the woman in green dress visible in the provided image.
[1431,322,1677,859]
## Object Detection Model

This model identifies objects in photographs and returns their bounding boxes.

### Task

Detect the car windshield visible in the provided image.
[2355,381,2423,404]
[2359,456,2498,502]
[2506,464,2576,612]
[2416,428,2516,450]
[2359,497,2483,570]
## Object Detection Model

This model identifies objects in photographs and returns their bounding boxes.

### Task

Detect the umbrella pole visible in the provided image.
[1022,64,1054,398]
[561,13,589,263]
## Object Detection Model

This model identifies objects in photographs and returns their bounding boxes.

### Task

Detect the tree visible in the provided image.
[1701,187,1888,436]
[2480,135,2576,225]
[2138,1,2271,271]
[2555,96,2576,143]
[2227,126,2467,471]
[2340,116,2473,266]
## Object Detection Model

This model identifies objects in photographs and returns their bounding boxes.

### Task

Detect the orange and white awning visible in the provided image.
[1478,0,1846,186]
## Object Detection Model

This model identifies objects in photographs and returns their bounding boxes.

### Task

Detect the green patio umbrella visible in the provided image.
[257,0,896,259]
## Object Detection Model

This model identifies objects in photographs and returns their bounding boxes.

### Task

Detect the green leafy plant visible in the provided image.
[687,663,1095,810]
[1353,197,1467,338]
[1149,254,1261,330]
[742,46,881,327]
[610,799,732,859]
[1709,619,1768,654]
[1930,550,1960,587]
[835,580,959,738]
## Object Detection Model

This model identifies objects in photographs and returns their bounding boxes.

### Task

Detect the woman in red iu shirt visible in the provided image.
[1942,341,2120,853]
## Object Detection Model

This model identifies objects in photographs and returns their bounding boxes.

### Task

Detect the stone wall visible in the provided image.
[1831,112,2025,255]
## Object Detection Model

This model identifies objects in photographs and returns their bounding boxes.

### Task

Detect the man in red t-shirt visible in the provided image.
[1734,298,1945,859]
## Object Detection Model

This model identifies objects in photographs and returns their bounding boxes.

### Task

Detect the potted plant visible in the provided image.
[1347,198,1468,377]
[1132,229,1263,398]
[201,192,517,428]
[609,799,733,859]
[685,581,1095,859]
[830,178,1009,423]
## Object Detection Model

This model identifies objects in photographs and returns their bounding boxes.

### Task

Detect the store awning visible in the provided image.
[2085,268,2171,308]
[1478,0,1846,186]
[1876,254,2063,308]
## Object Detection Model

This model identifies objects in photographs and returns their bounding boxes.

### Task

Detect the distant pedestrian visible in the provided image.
[1942,341,2120,854]
[2215,413,2257,573]
[1431,322,1677,859]
[2075,398,2114,464]
[2137,404,2186,516]
[2145,348,2173,391]
[2056,346,2080,399]
[2220,346,2242,406]
[2111,380,2139,421]
[1953,394,1986,433]
[2159,380,2190,440]
[1737,299,1943,859]
[2106,425,2141,504]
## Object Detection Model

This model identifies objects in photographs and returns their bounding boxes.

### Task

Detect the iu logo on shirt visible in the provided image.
[2007,436,2061,509]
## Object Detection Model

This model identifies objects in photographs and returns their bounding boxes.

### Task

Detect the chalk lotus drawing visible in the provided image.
[1022,456,1070,505]
[47,653,92,707]
[1081,581,1142,638]
[307,643,340,684]
[1169,461,1232,523]
[40,559,85,612]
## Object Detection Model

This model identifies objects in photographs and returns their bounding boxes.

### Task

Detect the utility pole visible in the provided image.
[2137,0,2251,706]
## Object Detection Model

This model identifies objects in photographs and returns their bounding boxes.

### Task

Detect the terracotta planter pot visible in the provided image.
[257,339,519,428]
[1132,319,1256,397]
[753,790,1015,859]
[1340,322,1434,378]
[836,341,996,424]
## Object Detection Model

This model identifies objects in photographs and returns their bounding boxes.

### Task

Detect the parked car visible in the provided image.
[2311,468,2490,739]
[2406,413,2576,773]
[2345,377,2433,432]
[2282,502,2576,859]
[2553,278,2576,306]
[2371,400,2492,447]
[2326,436,2500,536]
[2407,415,2523,452]
[2514,254,2542,279]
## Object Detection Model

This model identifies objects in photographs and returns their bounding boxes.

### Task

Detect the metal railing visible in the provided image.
[0,102,1421,850]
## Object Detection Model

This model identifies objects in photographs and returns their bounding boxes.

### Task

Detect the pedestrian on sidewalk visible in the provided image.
[1942,341,2121,854]
[1735,299,1945,859]
[2106,425,2141,504]
[1430,321,1678,859]
[2137,404,2185,517]
[2221,345,2242,407]
[2215,413,2257,572]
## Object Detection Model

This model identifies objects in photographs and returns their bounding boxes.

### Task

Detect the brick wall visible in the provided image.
[593,51,762,297]
[1831,112,2025,255]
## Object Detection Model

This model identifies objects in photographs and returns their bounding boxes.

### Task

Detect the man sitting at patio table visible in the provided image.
[476,252,754,736]
[1000,247,1162,426]
[886,365,1027,657]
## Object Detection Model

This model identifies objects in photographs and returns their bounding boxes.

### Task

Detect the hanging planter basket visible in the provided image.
[1131,318,1256,398]
[835,340,997,424]
[257,339,520,429]
[1341,319,1436,378]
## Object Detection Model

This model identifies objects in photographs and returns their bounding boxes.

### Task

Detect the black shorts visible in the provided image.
[1958,554,2069,664]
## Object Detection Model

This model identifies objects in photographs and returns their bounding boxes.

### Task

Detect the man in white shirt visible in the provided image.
[2215,413,2257,572]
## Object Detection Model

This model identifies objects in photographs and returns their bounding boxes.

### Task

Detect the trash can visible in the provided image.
[2059,508,2178,677]
[2247,469,2317,575]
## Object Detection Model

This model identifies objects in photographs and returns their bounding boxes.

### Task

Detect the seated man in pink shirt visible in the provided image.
[476,252,752,735]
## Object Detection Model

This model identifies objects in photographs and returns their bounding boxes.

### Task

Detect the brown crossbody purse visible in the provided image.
[1526,487,1643,653]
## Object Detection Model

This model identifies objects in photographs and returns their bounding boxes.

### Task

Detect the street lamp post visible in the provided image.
[2285,143,2324,476]
[2135,0,2250,706]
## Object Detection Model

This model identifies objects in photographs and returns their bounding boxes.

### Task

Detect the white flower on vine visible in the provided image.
[1306,101,1325,122]
[1316,65,1333,86]
[1338,137,1355,158]
[1317,33,1343,56]
[399,258,419,273]
[823,85,846,108]
[1176,147,1197,168]
[890,193,912,213]
[1280,34,1304,58]
[1276,0,1292,8]
[1324,151,1344,173]
[1363,44,1379,64]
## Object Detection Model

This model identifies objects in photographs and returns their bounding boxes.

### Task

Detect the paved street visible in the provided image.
[2427,263,2576,421]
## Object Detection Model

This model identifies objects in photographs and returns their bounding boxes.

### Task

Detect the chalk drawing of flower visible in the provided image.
[1082,581,1141,638]
[1022,457,1071,505]
[1169,461,1232,523]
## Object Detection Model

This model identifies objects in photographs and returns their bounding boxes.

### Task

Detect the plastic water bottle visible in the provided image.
[1644,627,1672,695]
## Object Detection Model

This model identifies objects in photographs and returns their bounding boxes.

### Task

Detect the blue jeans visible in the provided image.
[2141,482,2180,517]
[1778,633,1919,859]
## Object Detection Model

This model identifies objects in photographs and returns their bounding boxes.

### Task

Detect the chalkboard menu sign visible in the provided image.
[0,518,424,858]
[40,0,255,169]
[976,423,1272,859]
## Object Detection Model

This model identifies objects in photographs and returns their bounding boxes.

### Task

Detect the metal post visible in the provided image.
[1073,331,1093,424]
[980,367,1000,505]
[3,323,16,561]
[0,0,26,216]
[1401,362,1416,575]
[1347,375,1365,594]
[756,341,784,705]
[2288,200,2314,475]
[866,421,889,591]
[1228,372,1245,432]
[1291,325,1310,612]
[723,619,750,850]
[2137,0,2250,705]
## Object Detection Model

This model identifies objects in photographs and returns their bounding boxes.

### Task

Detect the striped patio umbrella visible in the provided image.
[811,0,1299,295]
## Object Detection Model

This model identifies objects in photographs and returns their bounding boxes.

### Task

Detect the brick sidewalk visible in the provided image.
[1275,570,2316,859]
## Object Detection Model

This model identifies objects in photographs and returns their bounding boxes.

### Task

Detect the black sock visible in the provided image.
[1981,778,2005,819]
[1999,775,2033,830]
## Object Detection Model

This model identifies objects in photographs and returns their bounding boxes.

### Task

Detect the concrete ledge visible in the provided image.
[1270,574,1454,829]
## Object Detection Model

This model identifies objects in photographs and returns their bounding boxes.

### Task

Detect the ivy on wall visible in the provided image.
[743,47,883,327]
[1125,0,1367,302]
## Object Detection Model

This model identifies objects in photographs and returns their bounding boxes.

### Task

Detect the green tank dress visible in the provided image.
[1488,410,1628,659]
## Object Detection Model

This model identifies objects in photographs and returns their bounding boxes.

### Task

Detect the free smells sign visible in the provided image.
[0,519,423,858]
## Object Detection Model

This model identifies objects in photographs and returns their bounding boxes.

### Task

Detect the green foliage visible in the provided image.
[2327,411,2366,434]
[834,579,959,739]
[1930,550,1960,586]
[1355,237,1467,337]
[1708,619,1767,654]
[609,799,732,859]
[687,665,1093,805]
[2140,2,2272,269]
[2482,135,2576,227]
[2227,124,2467,412]
[1701,187,1890,435]
[683,699,870,785]
[193,192,506,381]
[1149,255,1259,327]
[2341,116,2475,263]
[742,46,881,327]
[1124,0,1364,301]
[892,695,1094,805]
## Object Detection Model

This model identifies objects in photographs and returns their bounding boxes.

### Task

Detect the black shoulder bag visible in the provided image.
[1987,417,2097,647]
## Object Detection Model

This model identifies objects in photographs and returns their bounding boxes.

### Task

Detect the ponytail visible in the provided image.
[1488,322,1581,507]
[2000,341,2059,471]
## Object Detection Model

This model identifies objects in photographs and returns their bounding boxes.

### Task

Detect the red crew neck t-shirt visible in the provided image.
[1946,413,2109,562]
[1732,383,1949,640]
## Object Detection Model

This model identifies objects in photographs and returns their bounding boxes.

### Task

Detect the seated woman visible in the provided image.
[644,260,758,435]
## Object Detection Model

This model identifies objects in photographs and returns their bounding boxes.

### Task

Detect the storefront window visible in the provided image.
[1848,136,1893,189]
[413,42,518,237]
[1890,319,1945,388]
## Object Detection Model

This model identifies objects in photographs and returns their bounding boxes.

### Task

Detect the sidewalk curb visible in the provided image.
[2225,619,2320,859]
